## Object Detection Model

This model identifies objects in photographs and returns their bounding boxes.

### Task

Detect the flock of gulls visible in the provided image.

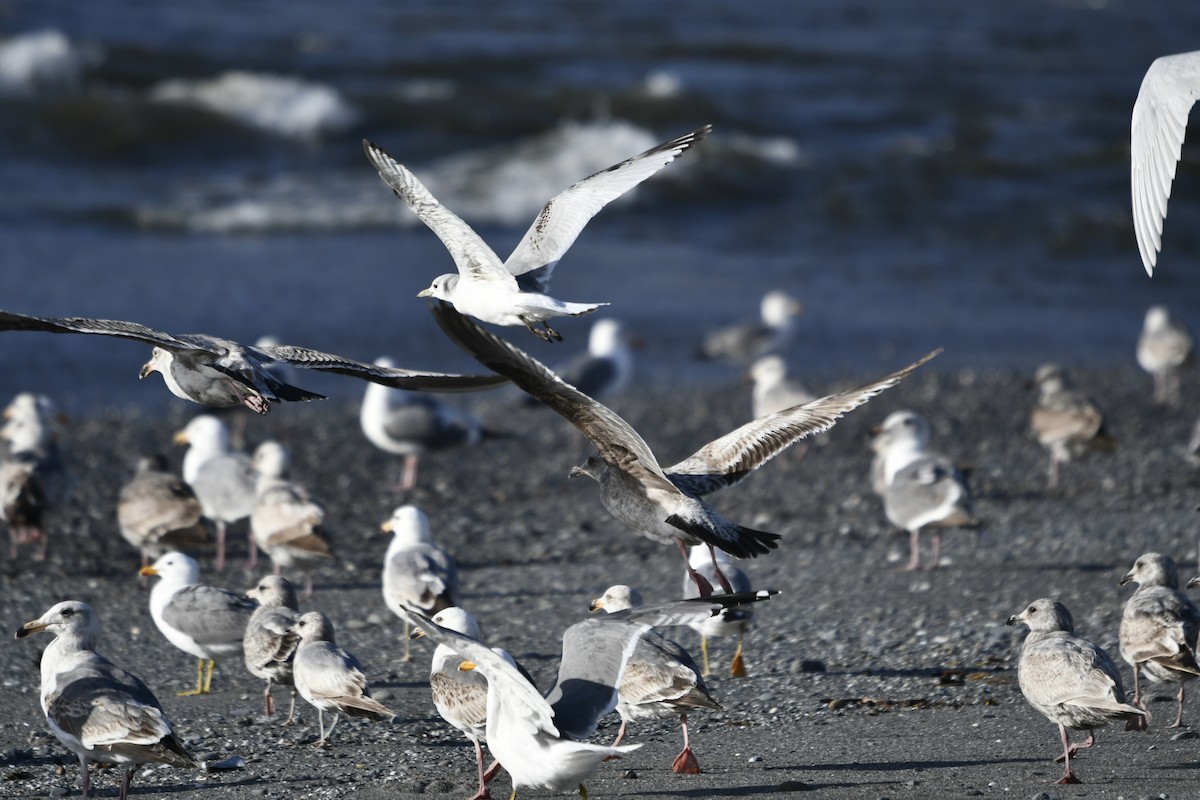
[3,47,1200,800]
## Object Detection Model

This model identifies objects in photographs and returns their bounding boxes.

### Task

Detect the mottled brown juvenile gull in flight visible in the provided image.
[1131,50,1200,276]
[0,308,507,413]
[15,601,198,800]
[363,126,709,342]
[1007,598,1145,784]
[432,300,938,595]
[243,575,303,723]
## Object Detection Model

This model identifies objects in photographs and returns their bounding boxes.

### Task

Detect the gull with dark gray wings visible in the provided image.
[0,309,507,414]
[432,300,939,595]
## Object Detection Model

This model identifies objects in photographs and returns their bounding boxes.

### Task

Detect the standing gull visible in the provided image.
[748,354,815,419]
[15,601,198,800]
[682,545,757,677]
[117,454,210,567]
[250,441,333,597]
[1006,598,1145,784]
[589,585,720,774]
[0,308,508,413]
[698,289,804,364]
[1136,305,1192,406]
[404,590,775,799]
[869,410,977,571]
[553,318,634,402]
[1118,552,1200,728]
[381,504,460,661]
[1131,50,1200,276]
[363,126,709,342]
[139,551,257,695]
[291,611,396,747]
[431,300,938,595]
[243,574,303,723]
[1029,363,1114,489]
[1,392,71,559]
[175,414,257,571]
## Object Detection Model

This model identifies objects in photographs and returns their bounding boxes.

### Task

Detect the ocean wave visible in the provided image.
[0,30,97,97]
[148,71,358,141]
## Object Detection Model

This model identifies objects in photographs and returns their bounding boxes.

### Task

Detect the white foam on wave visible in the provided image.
[149,70,358,141]
[0,30,95,96]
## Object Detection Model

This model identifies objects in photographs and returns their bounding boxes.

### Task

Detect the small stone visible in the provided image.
[799,660,826,673]
[1029,793,1051,800]
[49,789,68,798]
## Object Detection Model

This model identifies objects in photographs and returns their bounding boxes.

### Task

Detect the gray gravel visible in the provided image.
[3,362,1200,799]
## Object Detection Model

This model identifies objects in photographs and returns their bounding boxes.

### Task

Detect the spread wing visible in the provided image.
[0,310,200,351]
[254,342,509,392]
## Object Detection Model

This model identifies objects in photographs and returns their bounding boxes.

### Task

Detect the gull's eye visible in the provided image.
[61,607,74,617]
[1027,605,1037,614]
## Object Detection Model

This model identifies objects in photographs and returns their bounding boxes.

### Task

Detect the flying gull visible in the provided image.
[291,611,396,747]
[15,601,198,800]
[1,392,72,559]
[118,454,210,567]
[0,308,508,414]
[139,551,257,695]
[1131,50,1200,276]
[698,289,804,364]
[249,441,333,597]
[682,544,757,677]
[381,504,460,661]
[431,300,939,595]
[403,590,775,799]
[175,414,257,571]
[1136,305,1193,406]
[243,575,303,723]
[589,584,720,774]
[1007,598,1145,784]
[1029,363,1114,489]
[362,126,709,342]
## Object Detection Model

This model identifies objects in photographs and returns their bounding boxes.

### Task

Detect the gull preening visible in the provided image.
[363,126,710,342]
[1136,305,1193,406]
[15,601,198,800]
[1131,50,1200,276]
[117,454,210,567]
[432,299,938,595]
[243,575,303,723]
[1007,598,1145,784]
[0,308,507,413]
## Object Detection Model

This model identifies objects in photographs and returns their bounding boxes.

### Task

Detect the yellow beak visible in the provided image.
[172,430,189,445]
[588,599,604,613]
[15,620,46,639]
[416,288,433,298]
[138,566,159,578]
[458,660,477,672]
[381,520,394,533]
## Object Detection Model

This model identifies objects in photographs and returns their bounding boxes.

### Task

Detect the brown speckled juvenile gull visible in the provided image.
[698,289,804,364]
[1006,598,1145,785]
[250,441,333,598]
[15,601,198,800]
[1136,305,1193,406]
[1118,552,1200,728]
[0,308,507,414]
[1131,50,1200,276]
[117,454,210,566]
[1029,363,1114,489]
[243,575,302,723]
[432,300,939,596]
[381,505,459,661]
[363,127,708,342]
[589,585,720,775]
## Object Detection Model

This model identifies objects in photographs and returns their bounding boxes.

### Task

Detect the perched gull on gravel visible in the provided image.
[118,454,210,567]
[748,354,815,419]
[1131,50,1200,276]
[361,356,489,491]
[553,318,634,402]
[432,300,939,595]
[140,551,257,696]
[381,505,460,661]
[243,575,303,723]
[682,545,757,677]
[404,590,775,799]
[1,392,71,559]
[292,611,396,747]
[1029,363,1114,489]
[869,410,977,571]
[1118,552,1200,728]
[589,584,720,774]
[175,415,257,571]
[363,126,709,342]
[15,601,198,800]
[0,308,508,413]
[1136,305,1192,406]
[1007,598,1146,785]
[250,441,333,597]
[698,289,804,364]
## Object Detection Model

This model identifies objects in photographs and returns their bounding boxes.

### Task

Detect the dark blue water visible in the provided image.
[2,0,1200,411]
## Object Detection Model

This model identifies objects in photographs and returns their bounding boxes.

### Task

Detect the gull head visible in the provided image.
[761,290,804,328]
[293,610,336,643]
[870,409,930,454]
[251,440,290,480]
[1120,552,1179,590]
[139,551,202,585]
[428,606,483,639]
[1143,304,1172,333]
[417,273,458,301]
[568,456,605,482]
[140,346,172,380]
[16,600,98,642]
[246,575,299,610]
[589,584,644,614]
[1006,598,1072,633]
[381,504,433,545]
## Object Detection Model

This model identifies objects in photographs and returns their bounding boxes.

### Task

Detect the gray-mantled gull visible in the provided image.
[698,289,804,364]
[749,354,815,420]
[362,126,709,342]
[139,551,257,696]
[432,299,939,596]
[243,574,302,723]
[291,611,396,747]
[589,585,720,775]
[361,356,488,491]
[1006,598,1146,784]
[1131,50,1200,276]
[404,590,775,799]
[1,392,72,559]
[555,318,634,402]
[1136,305,1193,406]
[1030,363,1114,489]
[381,505,460,661]
[1118,552,1200,728]
[15,601,198,800]
[118,454,210,567]
[250,441,333,597]
[681,545,757,677]
[869,410,977,571]
[175,415,257,571]
[0,308,508,413]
